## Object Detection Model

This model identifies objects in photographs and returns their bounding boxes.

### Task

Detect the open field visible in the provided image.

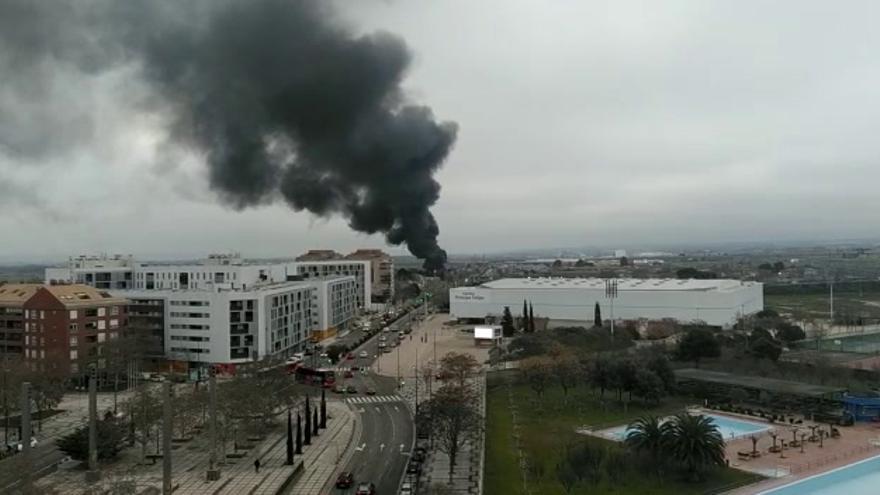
[484,371,759,495]
[766,291,880,322]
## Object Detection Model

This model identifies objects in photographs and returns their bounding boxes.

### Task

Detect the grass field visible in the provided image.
[766,291,880,322]
[484,372,759,495]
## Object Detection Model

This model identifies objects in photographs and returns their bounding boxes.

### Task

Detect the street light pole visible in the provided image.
[604,279,618,338]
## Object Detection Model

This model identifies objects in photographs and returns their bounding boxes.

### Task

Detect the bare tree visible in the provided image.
[519,356,552,400]
[439,352,480,388]
[127,385,162,461]
[422,385,482,483]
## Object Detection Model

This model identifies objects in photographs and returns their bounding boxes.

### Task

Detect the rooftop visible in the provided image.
[477,277,759,292]
[0,283,127,307]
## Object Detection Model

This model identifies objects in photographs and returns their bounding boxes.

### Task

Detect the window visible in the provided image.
[70,350,78,360]
[69,323,78,332]
[70,336,78,346]
[98,333,106,343]
[71,363,79,373]
[110,319,119,329]
[97,320,106,330]
[98,307,106,317]
[40,311,45,319]
[69,310,78,319]
[110,306,119,316]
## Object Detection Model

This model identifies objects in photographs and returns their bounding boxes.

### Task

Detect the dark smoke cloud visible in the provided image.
[0,0,457,270]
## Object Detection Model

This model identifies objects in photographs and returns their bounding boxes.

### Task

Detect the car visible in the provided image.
[355,482,376,495]
[346,352,355,360]
[335,472,354,489]
[406,461,421,475]
[333,385,346,394]
[383,346,392,353]
[400,481,414,495]
[344,370,354,378]
[378,342,386,349]
[359,350,368,358]
[365,387,376,395]
[346,385,357,394]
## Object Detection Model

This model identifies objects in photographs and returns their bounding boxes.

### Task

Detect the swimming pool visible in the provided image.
[758,454,880,494]
[600,413,770,442]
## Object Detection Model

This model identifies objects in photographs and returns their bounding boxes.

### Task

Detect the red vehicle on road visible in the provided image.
[294,366,336,388]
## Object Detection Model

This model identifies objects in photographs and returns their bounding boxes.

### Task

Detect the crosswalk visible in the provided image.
[346,394,402,404]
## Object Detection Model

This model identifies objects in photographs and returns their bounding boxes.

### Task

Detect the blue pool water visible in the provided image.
[603,413,770,442]
[759,454,880,495]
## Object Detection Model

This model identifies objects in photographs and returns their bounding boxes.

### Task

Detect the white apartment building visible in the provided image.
[113,281,316,366]
[287,260,372,308]
[310,276,358,341]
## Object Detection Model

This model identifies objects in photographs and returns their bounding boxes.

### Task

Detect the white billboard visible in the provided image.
[474,326,498,340]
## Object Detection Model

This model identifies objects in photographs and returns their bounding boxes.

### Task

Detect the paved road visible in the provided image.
[325,309,422,494]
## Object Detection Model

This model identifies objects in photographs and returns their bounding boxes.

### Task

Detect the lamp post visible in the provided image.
[604,279,618,338]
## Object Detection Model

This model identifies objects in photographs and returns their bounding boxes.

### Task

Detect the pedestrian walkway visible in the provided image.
[346,395,402,405]
[32,399,357,495]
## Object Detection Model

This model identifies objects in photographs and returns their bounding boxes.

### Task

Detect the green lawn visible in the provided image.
[484,372,760,495]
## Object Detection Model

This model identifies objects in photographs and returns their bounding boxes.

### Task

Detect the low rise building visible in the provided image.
[0,283,128,381]
[450,277,763,328]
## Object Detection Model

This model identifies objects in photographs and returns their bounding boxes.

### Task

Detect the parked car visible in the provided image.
[406,461,422,475]
[335,472,354,489]
[346,385,357,394]
[333,385,346,394]
[344,370,354,378]
[346,352,355,360]
[355,482,376,495]
[359,350,369,358]
[400,481,414,495]
[412,447,426,462]
[365,387,376,395]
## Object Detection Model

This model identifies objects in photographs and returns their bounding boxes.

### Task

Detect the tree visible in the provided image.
[676,267,717,279]
[439,352,480,389]
[30,370,66,432]
[619,256,629,266]
[758,263,773,271]
[550,352,579,400]
[57,417,127,462]
[552,259,562,267]
[529,303,535,333]
[589,356,613,398]
[676,328,721,367]
[423,385,482,482]
[666,414,725,481]
[1,357,27,444]
[501,306,515,337]
[519,356,552,399]
[128,386,162,461]
[773,261,785,272]
[776,322,806,344]
[750,336,782,361]
[625,415,669,469]
[522,300,528,331]
[646,354,676,393]
[632,369,664,404]
[326,344,347,364]
[594,302,602,327]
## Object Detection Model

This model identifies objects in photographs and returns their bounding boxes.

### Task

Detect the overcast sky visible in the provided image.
[2,0,880,262]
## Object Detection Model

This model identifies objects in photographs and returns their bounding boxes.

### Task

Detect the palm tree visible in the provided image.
[625,415,669,470]
[666,413,726,481]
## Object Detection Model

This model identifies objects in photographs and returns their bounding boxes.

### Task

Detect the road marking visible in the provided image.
[394,405,399,411]
[380,443,385,451]
[355,443,366,452]
[399,443,405,452]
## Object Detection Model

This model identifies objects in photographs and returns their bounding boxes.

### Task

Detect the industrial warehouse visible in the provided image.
[450,277,763,328]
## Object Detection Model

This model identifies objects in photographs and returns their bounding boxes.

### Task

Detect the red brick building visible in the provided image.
[0,284,128,380]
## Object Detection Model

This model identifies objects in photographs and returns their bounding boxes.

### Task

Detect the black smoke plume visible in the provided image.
[0,0,457,270]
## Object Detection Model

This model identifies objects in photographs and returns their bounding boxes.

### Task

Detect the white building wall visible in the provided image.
[450,280,763,328]
[288,261,371,308]
[310,276,357,333]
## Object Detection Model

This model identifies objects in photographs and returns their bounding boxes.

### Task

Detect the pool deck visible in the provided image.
[722,419,880,494]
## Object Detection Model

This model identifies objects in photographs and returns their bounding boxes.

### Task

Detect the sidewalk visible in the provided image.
[33,400,357,495]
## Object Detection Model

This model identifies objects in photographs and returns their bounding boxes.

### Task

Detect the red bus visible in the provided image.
[294,366,336,387]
